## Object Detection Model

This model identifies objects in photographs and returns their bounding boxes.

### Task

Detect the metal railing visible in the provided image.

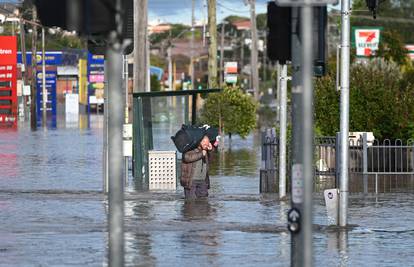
[262,131,414,193]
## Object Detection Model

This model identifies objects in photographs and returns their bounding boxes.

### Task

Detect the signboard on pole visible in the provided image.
[87,53,105,108]
[17,51,63,65]
[224,62,238,84]
[36,70,57,118]
[353,27,382,57]
[0,36,17,127]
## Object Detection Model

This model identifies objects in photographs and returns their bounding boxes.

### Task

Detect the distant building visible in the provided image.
[231,20,251,31]
[149,24,172,35]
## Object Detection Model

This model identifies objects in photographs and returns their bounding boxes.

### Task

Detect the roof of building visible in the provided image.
[231,20,251,31]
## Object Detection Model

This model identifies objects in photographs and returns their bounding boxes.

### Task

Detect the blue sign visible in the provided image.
[36,70,57,118]
[18,52,63,66]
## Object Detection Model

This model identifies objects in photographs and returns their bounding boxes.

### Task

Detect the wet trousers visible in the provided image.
[184,180,209,199]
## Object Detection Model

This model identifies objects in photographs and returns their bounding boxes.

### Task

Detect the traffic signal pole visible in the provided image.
[289,4,314,267]
[300,5,314,265]
[107,0,125,265]
[289,6,304,266]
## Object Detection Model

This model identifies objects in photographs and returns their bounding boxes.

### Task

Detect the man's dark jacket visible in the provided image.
[180,148,210,189]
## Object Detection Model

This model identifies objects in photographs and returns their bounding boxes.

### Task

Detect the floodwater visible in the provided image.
[1,114,414,266]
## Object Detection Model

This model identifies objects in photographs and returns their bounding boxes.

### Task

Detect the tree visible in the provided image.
[376,30,410,67]
[150,74,161,92]
[201,86,257,138]
[315,59,414,141]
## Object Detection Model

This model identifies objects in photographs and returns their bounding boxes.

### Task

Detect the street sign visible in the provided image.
[353,28,381,57]
[275,0,338,6]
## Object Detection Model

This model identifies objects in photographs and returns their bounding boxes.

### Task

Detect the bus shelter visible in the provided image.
[132,89,221,188]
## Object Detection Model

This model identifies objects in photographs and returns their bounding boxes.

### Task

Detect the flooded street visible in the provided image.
[0,115,413,266]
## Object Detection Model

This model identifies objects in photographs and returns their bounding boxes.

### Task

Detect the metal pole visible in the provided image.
[219,22,225,87]
[289,6,305,267]
[301,6,314,266]
[124,55,129,186]
[191,0,195,90]
[107,0,125,265]
[339,0,351,227]
[30,4,38,131]
[363,132,368,194]
[167,46,173,91]
[240,31,245,75]
[248,0,260,101]
[263,32,267,82]
[146,32,150,92]
[125,55,129,123]
[107,46,125,266]
[276,62,281,124]
[279,64,287,199]
[19,19,27,119]
[104,61,109,193]
[42,27,47,125]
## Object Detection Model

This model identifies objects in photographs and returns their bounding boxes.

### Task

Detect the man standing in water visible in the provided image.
[180,135,213,199]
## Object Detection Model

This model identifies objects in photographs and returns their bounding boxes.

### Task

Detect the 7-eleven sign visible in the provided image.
[354,28,381,57]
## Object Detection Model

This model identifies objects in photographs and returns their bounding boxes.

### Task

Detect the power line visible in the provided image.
[217,2,249,15]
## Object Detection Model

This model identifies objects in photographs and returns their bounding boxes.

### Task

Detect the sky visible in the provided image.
[148,0,342,25]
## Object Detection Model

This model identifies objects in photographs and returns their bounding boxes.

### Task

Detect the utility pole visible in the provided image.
[19,18,27,119]
[191,0,195,90]
[30,4,37,131]
[146,30,150,92]
[240,31,245,78]
[248,0,259,101]
[41,27,46,124]
[207,0,217,88]
[133,0,147,94]
[263,32,267,82]
[219,22,225,87]
[339,0,351,227]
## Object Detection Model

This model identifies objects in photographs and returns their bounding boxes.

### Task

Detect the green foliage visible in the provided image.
[376,31,410,67]
[256,13,267,31]
[201,86,258,138]
[149,24,189,44]
[150,54,166,69]
[315,59,414,141]
[150,75,161,92]
[224,15,249,24]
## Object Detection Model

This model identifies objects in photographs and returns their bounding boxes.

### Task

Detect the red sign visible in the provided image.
[0,36,17,127]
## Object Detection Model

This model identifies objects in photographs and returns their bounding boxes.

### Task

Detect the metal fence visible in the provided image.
[262,131,414,193]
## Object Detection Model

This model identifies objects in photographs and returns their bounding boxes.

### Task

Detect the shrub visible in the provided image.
[201,86,258,138]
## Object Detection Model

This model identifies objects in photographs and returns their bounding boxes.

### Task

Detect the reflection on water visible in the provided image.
[182,199,216,221]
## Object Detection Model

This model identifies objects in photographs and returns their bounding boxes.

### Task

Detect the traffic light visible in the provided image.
[35,0,133,53]
[267,2,291,64]
[267,3,327,76]
[366,0,379,19]
[35,0,115,34]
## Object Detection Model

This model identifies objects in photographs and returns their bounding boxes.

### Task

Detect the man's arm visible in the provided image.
[182,149,205,163]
